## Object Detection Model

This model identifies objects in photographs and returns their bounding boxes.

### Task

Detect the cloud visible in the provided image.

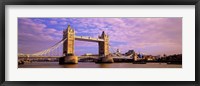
[67,18,182,55]
[18,18,182,55]
[18,18,63,54]
[60,22,68,25]
[50,20,58,25]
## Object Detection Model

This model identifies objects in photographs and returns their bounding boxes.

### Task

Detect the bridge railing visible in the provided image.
[75,36,104,42]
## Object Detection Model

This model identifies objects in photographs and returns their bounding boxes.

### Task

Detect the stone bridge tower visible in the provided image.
[63,25,75,56]
[98,31,109,56]
[60,25,78,64]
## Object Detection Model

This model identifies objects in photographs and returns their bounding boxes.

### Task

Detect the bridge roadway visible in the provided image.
[75,36,104,42]
[18,54,133,59]
[18,56,133,60]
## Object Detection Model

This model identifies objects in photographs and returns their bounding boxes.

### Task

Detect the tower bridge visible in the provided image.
[63,25,109,57]
[61,25,112,64]
[18,25,137,64]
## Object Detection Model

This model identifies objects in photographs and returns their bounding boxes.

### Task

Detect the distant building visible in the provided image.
[125,50,135,56]
[138,53,143,58]
[114,49,122,56]
[125,50,139,61]
[116,49,120,53]
[143,55,156,61]
[155,55,161,59]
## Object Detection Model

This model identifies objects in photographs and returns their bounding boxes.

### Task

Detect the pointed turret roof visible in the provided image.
[101,31,105,36]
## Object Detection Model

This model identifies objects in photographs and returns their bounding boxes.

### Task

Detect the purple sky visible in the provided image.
[18,18,182,56]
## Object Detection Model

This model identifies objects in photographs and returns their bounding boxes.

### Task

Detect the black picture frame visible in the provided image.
[0,0,199,86]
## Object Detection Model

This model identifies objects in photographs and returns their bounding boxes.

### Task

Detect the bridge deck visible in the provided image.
[75,36,104,42]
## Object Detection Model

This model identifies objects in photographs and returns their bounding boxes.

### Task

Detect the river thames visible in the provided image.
[18,62,182,68]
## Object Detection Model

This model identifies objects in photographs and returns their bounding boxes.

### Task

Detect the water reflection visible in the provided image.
[18,62,182,68]
[63,64,78,68]
[98,63,111,68]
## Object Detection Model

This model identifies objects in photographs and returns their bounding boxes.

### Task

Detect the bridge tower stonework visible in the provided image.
[98,31,109,56]
[59,25,78,64]
[63,25,75,55]
[98,31,114,63]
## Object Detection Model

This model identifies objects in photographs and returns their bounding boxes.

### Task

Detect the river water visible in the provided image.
[18,62,182,68]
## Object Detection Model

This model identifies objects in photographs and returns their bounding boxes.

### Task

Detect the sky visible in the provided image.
[18,18,182,56]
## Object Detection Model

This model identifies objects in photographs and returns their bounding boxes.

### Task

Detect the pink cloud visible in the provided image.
[71,18,182,55]
[18,18,61,42]
[18,18,182,55]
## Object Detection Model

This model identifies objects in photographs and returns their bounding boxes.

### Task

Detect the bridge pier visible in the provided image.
[59,54,78,64]
[96,54,114,63]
